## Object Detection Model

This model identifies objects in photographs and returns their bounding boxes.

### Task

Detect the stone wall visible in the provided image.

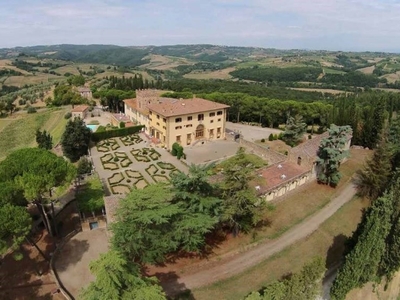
[239,138,287,165]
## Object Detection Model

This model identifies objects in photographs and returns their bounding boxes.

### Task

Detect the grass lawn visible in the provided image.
[0,108,69,160]
[191,196,369,300]
[76,176,105,212]
[0,119,13,133]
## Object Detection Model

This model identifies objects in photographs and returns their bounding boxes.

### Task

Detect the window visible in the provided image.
[150,111,153,115]
[210,120,214,123]
[187,133,191,145]
[186,124,193,128]
[210,129,214,137]
[163,136,166,142]
[157,114,160,119]
[176,135,181,142]
[218,118,221,122]
[198,114,204,121]
[163,126,166,129]
[156,122,160,126]
[217,111,223,115]
[209,112,215,117]
[175,118,182,123]
[188,116,192,121]
[175,126,182,130]
[217,127,221,134]
[163,118,166,123]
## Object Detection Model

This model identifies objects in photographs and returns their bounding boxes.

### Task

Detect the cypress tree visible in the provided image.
[330,194,393,300]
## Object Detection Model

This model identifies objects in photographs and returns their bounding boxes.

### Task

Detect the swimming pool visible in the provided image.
[86,124,99,132]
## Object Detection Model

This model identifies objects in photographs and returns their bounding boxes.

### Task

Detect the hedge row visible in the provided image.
[91,125,144,142]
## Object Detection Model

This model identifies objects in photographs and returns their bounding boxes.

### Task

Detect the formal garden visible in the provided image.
[91,134,183,195]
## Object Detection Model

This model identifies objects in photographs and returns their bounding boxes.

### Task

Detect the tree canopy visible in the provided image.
[317,125,352,187]
[80,250,166,300]
[61,117,92,162]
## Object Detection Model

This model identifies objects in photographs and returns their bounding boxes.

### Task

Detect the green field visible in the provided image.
[0,108,69,160]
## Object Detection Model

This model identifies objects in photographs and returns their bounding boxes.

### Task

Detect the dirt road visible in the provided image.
[162,183,358,295]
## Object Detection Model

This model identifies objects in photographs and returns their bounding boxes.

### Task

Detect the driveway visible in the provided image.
[161,183,358,295]
[226,122,282,142]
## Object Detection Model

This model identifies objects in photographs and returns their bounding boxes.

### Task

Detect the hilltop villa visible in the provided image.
[124,90,229,150]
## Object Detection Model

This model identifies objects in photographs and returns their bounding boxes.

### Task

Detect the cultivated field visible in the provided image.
[4,74,62,87]
[357,65,375,74]
[0,107,69,160]
[183,67,236,80]
[140,54,194,70]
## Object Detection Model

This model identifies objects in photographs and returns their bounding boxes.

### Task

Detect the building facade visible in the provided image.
[77,87,92,99]
[71,105,89,119]
[123,90,229,150]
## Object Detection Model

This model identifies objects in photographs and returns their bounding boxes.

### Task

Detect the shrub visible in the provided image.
[278,133,283,140]
[273,134,279,140]
[96,125,106,133]
[113,157,119,162]
[91,125,144,142]
[261,138,266,143]
[308,134,312,139]
[13,252,23,261]
[91,113,94,117]
[171,142,184,158]
[27,106,37,114]
[161,170,166,174]
[77,157,92,175]
[127,179,131,183]
[120,121,125,128]
[268,133,274,141]
[64,112,72,119]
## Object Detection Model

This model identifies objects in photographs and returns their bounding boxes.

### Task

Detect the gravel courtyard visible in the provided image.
[54,229,109,298]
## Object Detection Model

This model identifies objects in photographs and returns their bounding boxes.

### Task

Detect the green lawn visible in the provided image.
[76,176,105,212]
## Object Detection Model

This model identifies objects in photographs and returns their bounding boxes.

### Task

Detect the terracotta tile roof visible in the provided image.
[289,132,329,162]
[147,98,229,117]
[123,99,149,116]
[71,105,89,112]
[257,161,309,193]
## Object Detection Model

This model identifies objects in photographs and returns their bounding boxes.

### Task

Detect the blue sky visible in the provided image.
[1,0,400,51]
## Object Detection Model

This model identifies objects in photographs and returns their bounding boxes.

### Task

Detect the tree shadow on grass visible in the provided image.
[325,234,348,270]
[151,271,194,300]
[53,239,90,272]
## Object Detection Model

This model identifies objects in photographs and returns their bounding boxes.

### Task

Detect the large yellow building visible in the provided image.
[123,90,229,150]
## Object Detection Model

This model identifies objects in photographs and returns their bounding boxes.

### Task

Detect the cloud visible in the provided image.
[0,0,400,51]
